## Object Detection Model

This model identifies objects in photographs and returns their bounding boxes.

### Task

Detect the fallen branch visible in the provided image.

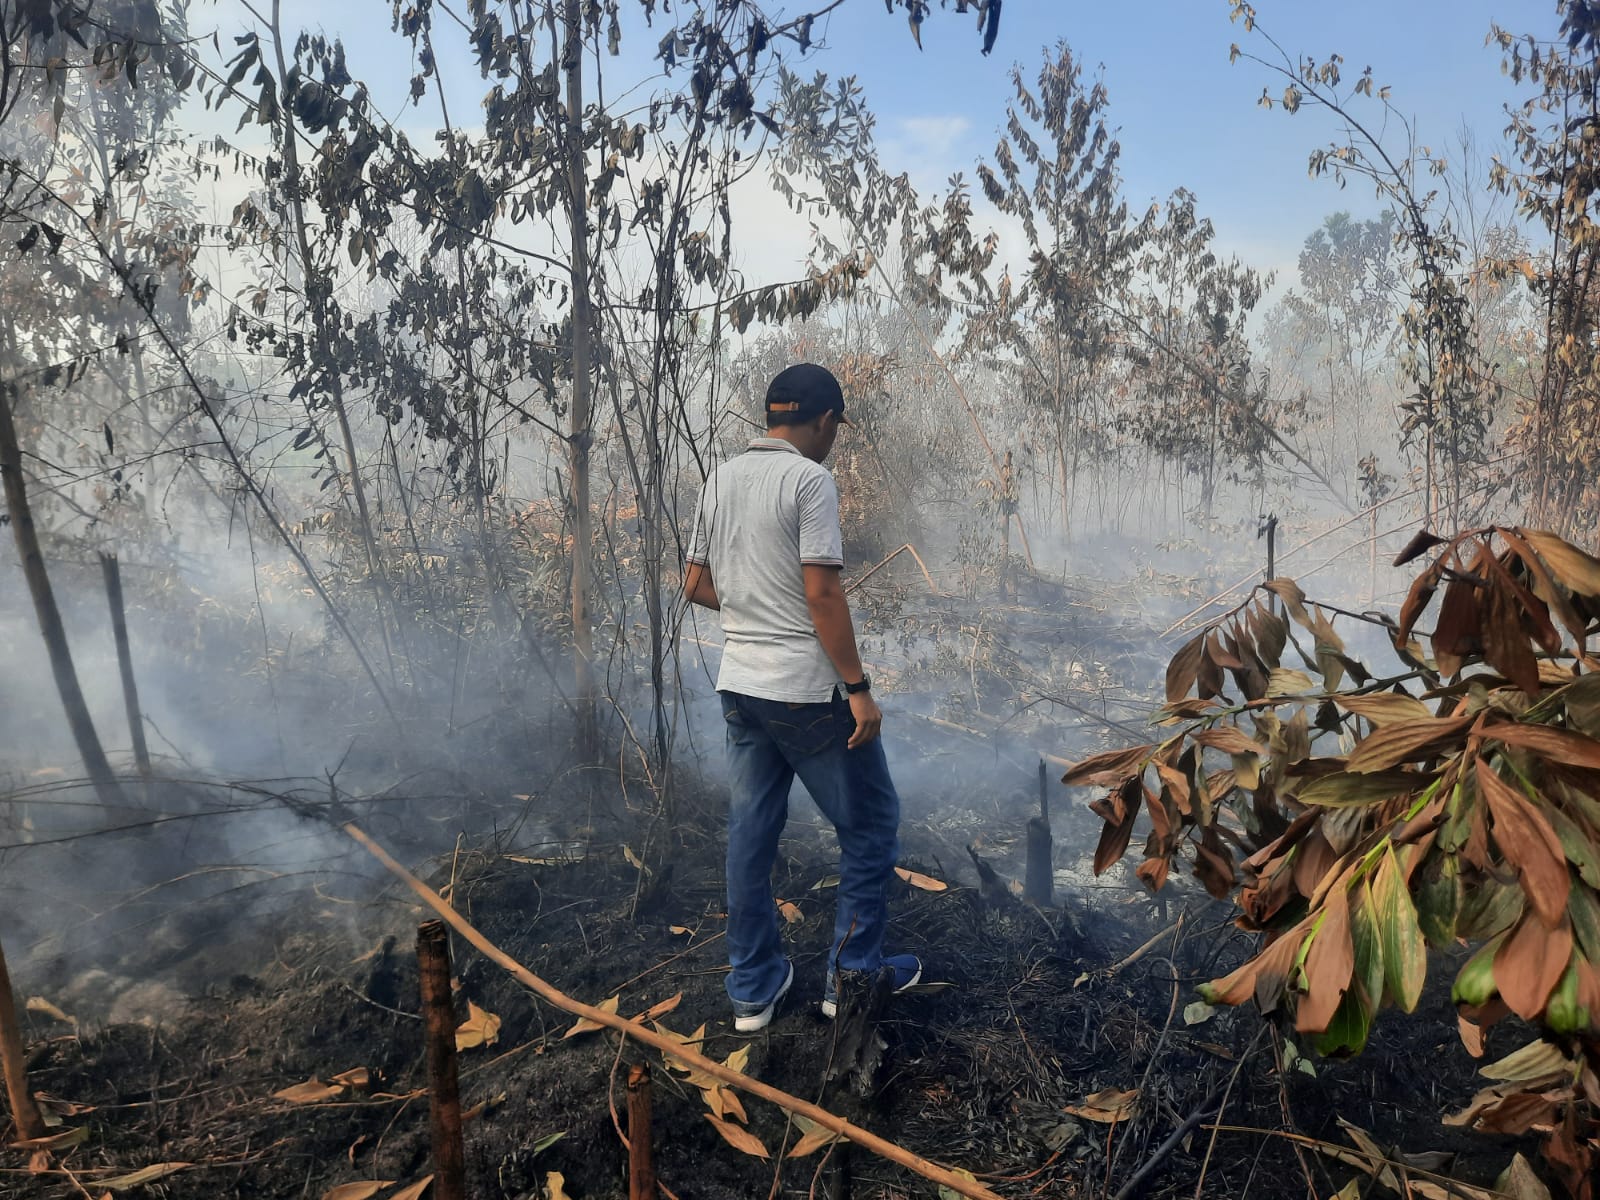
[341,822,1003,1200]
[845,543,940,596]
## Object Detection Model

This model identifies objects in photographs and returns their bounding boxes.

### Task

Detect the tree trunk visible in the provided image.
[0,382,125,809]
[269,0,400,692]
[563,0,599,764]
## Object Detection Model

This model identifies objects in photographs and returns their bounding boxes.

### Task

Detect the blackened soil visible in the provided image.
[7,808,1534,1200]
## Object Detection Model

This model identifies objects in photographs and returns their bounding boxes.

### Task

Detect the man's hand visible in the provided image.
[846,689,882,749]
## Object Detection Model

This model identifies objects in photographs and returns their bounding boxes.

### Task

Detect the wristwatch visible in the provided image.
[843,676,872,695]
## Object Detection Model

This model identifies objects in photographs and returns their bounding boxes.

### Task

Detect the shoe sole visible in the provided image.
[733,963,793,1033]
[821,963,922,1019]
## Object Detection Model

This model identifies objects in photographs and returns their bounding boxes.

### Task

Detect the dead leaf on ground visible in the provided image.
[545,1171,571,1200]
[1496,1152,1554,1200]
[723,1044,751,1075]
[787,1114,844,1157]
[563,994,620,1038]
[34,1093,95,1118]
[274,1078,351,1104]
[322,1182,394,1200]
[25,996,76,1026]
[653,1021,707,1049]
[101,1163,192,1190]
[456,1001,502,1051]
[1064,1087,1140,1123]
[639,992,682,1022]
[668,925,693,935]
[705,1112,769,1158]
[776,899,804,923]
[1478,1038,1574,1086]
[809,874,841,891]
[894,867,949,892]
[389,1176,434,1200]
[11,1125,89,1152]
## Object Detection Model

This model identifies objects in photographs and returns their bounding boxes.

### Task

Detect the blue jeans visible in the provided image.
[720,690,901,1007]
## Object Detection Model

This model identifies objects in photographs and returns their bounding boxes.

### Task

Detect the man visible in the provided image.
[684,362,921,1033]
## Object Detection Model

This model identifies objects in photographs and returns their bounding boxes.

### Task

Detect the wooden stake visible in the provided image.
[99,553,152,781]
[627,1063,657,1200]
[1024,758,1053,906]
[417,921,467,1200]
[0,936,47,1142]
[345,823,1002,1200]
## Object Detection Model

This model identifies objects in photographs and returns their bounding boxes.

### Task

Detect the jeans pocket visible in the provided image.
[764,702,840,759]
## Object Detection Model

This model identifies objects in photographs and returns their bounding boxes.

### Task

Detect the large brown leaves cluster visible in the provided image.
[1064,526,1600,1197]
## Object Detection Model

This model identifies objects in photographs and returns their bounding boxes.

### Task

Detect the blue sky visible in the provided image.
[798,0,1548,273]
[242,0,1554,283]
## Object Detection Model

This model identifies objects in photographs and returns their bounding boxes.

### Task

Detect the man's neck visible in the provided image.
[763,425,804,450]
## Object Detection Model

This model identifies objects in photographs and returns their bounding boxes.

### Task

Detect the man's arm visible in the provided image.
[803,563,881,749]
[684,561,720,610]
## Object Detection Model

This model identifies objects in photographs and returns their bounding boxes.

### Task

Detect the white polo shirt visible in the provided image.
[687,438,844,703]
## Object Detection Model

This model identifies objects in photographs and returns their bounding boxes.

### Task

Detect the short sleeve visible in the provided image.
[686,480,711,566]
[797,470,843,566]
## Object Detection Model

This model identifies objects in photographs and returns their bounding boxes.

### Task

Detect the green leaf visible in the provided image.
[1457,873,1525,941]
[1568,883,1600,962]
[1451,931,1506,1007]
[1415,853,1461,946]
[1544,959,1587,1034]
[1370,845,1426,1012]
[1350,880,1385,1015]
[1297,769,1433,808]
[1545,806,1600,889]
[1312,984,1373,1056]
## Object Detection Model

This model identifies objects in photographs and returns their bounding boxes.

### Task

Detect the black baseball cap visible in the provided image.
[765,363,851,426]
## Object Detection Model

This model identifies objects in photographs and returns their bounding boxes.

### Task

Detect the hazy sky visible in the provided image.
[222,0,1553,287]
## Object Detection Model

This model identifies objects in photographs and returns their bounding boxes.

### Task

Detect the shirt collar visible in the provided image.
[748,436,802,455]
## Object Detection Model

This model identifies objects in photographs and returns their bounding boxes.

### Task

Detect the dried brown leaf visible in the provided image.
[1518,527,1600,599]
[1482,571,1541,695]
[1493,912,1573,1021]
[705,1113,769,1158]
[1488,720,1600,770]
[1295,885,1354,1034]
[894,867,948,891]
[1192,726,1261,756]
[321,1183,394,1200]
[1501,527,1590,644]
[639,992,683,1021]
[455,1001,501,1051]
[1476,759,1570,927]
[1064,1087,1140,1123]
[1060,744,1153,787]
[1091,781,1143,875]
[1335,692,1434,726]
[1393,528,1450,566]
[100,1163,192,1191]
[563,994,620,1039]
[1166,630,1208,702]
[1345,715,1474,773]
[273,1078,347,1104]
[389,1175,434,1200]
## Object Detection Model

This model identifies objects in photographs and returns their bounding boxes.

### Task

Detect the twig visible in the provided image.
[341,821,1004,1200]
[845,543,940,596]
[1110,1085,1224,1200]
[1191,1025,1270,1199]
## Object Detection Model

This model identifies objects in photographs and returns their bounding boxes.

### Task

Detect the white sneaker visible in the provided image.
[732,961,794,1033]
